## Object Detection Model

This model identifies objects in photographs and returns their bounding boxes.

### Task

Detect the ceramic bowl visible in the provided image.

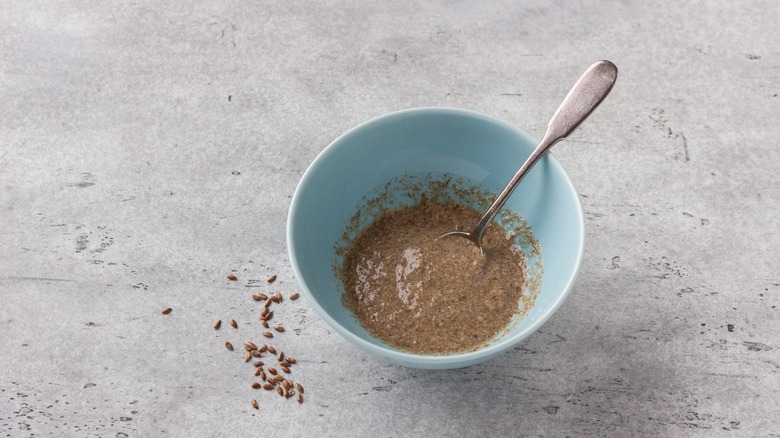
[287,107,584,369]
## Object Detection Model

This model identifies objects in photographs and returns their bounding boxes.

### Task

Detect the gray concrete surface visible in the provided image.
[1,1,779,436]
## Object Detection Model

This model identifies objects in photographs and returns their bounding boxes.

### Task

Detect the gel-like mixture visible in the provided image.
[341,198,527,355]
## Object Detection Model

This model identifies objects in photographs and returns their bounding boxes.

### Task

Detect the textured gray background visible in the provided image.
[1,1,779,436]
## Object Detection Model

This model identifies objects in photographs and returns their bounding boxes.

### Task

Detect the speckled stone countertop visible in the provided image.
[1,1,778,436]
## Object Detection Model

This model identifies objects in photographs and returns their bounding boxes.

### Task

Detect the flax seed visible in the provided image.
[262,332,273,338]
[273,292,282,302]
[230,319,238,329]
[253,361,264,367]
[251,350,261,357]
[297,393,303,404]
[283,387,289,398]
[276,386,283,396]
[279,360,290,367]
[258,344,268,353]
[244,352,251,362]
[286,357,296,364]
[264,311,273,321]
[263,383,274,390]
[267,346,276,355]
[295,383,304,394]
[245,342,258,351]
[227,274,237,281]
[254,367,264,376]
[261,320,269,329]
[252,294,263,301]
[267,275,277,283]
[251,399,259,410]
[161,307,172,315]
[288,389,295,398]
[260,371,266,381]
[258,293,268,300]
[268,368,277,375]
[213,320,222,330]
[281,365,291,374]
[290,293,300,300]
[263,298,272,308]
[251,382,261,389]
[225,342,234,351]
[277,351,284,361]
[274,325,285,333]
[283,379,293,389]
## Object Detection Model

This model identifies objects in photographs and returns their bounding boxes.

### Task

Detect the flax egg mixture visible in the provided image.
[340,198,528,355]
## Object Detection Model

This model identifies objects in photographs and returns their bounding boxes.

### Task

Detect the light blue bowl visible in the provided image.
[287,107,584,369]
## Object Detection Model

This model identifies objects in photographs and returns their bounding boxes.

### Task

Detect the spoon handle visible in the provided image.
[470,60,618,240]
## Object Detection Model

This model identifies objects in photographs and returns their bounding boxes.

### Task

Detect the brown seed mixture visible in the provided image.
[341,199,527,355]
[289,293,300,300]
[161,307,172,315]
[227,274,238,281]
[217,273,306,408]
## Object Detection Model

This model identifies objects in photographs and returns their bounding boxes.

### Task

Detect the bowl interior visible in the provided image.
[287,108,584,368]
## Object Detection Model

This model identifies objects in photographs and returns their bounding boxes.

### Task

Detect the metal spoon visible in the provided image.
[441,60,618,252]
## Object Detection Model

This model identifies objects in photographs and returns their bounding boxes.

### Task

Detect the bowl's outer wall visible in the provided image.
[288,108,584,369]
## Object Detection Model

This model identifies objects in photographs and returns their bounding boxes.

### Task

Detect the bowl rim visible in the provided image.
[286,106,585,368]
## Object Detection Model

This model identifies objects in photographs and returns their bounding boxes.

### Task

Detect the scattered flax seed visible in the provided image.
[268,368,278,375]
[225,342,234,351]
[258,293,268,300]
[253,361,264,367]
[260,307,269,317]
[281,365,291,374]
[274,326,285,333]
[258,344,268,353]
[251,399,259,410]
[286,357,296,364]
[230,319,238,329]
[227,274,237,281]
[267,346,276,355]
[262,332,273,338]
[267,275,277,283]
[244,352,251,362]
[251,382,261,389]
[276,386,283,396]
[273,292,283,303]
[277,351,284,361]
[252,294,263,301]
[288,389,295,398]
[295,383,304,394]
[254,367,264,376]
[279,360,290,367]
[297,393,303,404]
[261,320,269,329]
[260,371,267,381]
[161,307,172,315]
[263,383,274,390]
[264,311,274,321]
[283,379,293,389]
[213,320,222,330]
[263,298,272,308]
[290,293,300,300]
[251,350,261,357]
[283,387,289,398]
[245,342,258,351]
